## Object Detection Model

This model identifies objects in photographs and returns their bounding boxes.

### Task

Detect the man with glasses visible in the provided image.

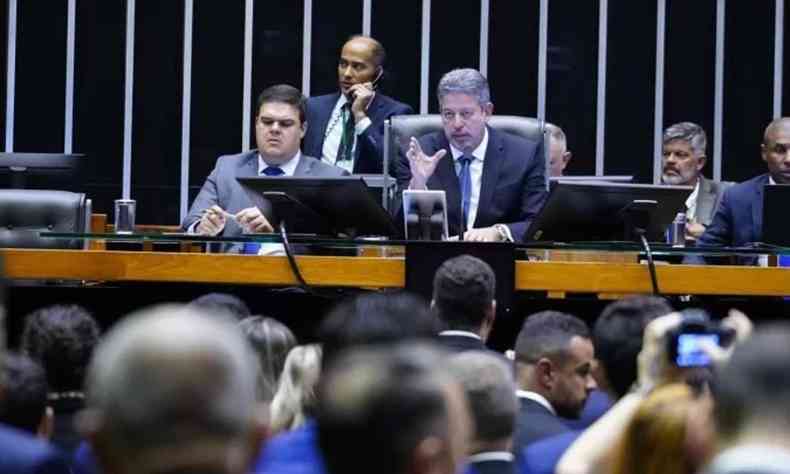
[302,35,413,174]
[691,117,790,252]
[395,68,546,241]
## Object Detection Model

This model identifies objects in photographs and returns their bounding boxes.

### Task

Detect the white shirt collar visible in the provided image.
[450,127,489,162]
[439,330,482,340]
[685,179,701,220]
[259,151,301,176]
[467,452,515,464]
[769,176,777,185]
[516,390,556,415]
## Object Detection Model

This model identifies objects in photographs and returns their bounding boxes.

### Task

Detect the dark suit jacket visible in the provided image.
[512,397,570,463]
[302,92,414,175]
[463,458,516,474]
[438,333,489,353]
[0,424,71,474]
[520,430,581,474]
[182,151,347,237]
[395,127,547,241]
[685,174,768,265]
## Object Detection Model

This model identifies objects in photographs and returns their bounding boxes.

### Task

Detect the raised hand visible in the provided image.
[406,136,447,189]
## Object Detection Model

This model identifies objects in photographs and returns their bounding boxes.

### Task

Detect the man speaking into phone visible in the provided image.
[302,35,414,174]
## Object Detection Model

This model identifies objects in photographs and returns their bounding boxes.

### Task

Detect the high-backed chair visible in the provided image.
[384,114,548,190]
[0,190,90,249]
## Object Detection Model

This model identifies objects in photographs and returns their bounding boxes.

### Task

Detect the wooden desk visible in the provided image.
[3,248,790,296]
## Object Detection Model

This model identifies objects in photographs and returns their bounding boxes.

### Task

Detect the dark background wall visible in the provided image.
[0,0,786,224]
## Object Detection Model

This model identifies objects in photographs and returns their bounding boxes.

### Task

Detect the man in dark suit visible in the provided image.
[449,352,518,474]
[183,84,346,237]
[688,118,790,263]
[302,36,414,175]
[661,122,731,240]
[433,255,497,353]
[396,68,546,242]
[511,311,596,461]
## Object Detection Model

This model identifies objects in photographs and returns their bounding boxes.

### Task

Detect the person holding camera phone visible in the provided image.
[301,35,414,174]
[555,308,752,474]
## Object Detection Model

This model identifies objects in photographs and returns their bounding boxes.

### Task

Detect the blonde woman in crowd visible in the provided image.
[270,344,322,434]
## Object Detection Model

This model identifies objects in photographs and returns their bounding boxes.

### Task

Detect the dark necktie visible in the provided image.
[336,103,355,163]
[262,166,285,176]
[458,154,473,228]
[243,166,285,254]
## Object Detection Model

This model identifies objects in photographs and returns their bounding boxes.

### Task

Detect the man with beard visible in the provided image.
[511,311,596,462]
[661,122,730,240]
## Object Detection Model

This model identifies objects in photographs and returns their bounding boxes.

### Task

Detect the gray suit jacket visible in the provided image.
[182,151,347,237]
[695,176,732,227]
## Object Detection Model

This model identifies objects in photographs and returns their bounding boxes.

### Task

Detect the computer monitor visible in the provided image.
[524,181,692,242]
[762,184,790,247]
[237,176,398,238]
[0,153,86,189]
[549,175,633,183]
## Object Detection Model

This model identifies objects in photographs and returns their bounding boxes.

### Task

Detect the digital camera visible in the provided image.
[666,309,735,367]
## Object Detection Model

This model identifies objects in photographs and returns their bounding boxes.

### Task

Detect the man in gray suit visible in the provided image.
[183,84,346,237]
[661,122,731,240]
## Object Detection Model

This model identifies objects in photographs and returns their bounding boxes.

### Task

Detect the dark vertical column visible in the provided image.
[309,0,362,97]
[372,0,422,113]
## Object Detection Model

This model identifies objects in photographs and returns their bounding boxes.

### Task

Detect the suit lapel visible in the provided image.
[311,93,339,154]
[475,127,503,227]
[236,151,260,178]
[294,155,313,176]
[695,176,715,224]
[752,174,768,241]
[430,135,462,223]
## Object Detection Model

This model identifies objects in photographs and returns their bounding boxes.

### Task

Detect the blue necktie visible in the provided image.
[458,155,473,229]
[243,166,285,254]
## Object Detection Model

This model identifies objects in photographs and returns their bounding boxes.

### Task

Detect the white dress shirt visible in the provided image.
[685,179,701,221]
[438,330,482,340]
[321,94,372,173]
[449,128,489,231]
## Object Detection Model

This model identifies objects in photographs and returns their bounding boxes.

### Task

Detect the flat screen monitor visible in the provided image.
[762,184,790,247]
[0,153,86,189]
[524,181,692,242]
[237,176,398,238]
[549,175,633,183]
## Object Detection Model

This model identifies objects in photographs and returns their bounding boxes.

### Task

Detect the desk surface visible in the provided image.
[3,248,790,296]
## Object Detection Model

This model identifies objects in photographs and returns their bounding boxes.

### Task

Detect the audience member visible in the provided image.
[253,291,441,474]
[0,353,52,439]
[521,295,673,474]
[77,304,267,474]
[238,315,297,402]
[188,292,252,321]
[433,255,497,353]
[448,351,518,474]
[706,324,790,474]
[691,117,790,259]
[316,343,471,474]
[21,304,100,453]
[512,311,596,456]
[546,123,572,178]
[661,122,731,239]
[302,35,414,174]
[270,344,322,434]
[608,383,714,474]
[396,68,546,242]
[182,84,346,239]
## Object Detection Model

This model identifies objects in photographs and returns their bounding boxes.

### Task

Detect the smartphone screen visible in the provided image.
[676,333,719,367]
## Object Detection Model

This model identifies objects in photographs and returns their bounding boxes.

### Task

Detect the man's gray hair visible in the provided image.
[663,122,707,157]
[437,68,491,106]
[448,351,517,443]
[85,305,260,457]
[545,123,567,148]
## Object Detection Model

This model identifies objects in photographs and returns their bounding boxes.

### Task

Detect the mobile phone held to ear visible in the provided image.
[349,68,383,101]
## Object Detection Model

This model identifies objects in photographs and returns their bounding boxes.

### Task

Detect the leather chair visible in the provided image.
[383,114,548,190]
[0,190,90,249]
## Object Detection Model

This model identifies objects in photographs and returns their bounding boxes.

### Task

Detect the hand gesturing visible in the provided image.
[406,137,446,189]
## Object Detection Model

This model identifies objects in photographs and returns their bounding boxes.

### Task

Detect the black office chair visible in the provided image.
[383,114,548,190]
[0,190,91,249]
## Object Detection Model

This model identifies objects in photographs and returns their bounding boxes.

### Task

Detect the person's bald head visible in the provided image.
[80,305,266,474]
[761,118,790,184]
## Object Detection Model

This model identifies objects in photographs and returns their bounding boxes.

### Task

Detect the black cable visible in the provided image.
[279,221,312,292]
[639,233,660,295]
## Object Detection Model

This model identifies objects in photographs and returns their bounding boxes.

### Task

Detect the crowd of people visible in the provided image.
[0,253,786,474]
